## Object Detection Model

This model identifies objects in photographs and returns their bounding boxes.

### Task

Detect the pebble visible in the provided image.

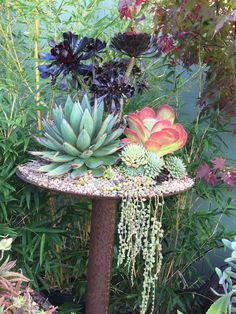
[17,161,194,199]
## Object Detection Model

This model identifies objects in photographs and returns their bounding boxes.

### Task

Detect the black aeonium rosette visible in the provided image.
[91,61,136,112]
[83,38,106,60]
[111,32,160,58]
[38,31,106,90]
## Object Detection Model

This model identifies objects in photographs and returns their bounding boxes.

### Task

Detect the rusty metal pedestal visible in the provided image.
[86,198,118,314]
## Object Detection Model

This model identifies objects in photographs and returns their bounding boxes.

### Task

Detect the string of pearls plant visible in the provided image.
[117,179,164,314]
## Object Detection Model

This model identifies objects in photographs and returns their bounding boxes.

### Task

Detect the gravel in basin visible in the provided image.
[17,161,194,199]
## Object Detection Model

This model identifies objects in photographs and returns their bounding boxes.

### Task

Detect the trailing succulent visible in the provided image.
[164,156,187,179]
[120,144,162,179]
[31,95,123,177]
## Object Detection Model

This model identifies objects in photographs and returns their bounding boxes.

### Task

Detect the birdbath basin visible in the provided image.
[16,161,194,314]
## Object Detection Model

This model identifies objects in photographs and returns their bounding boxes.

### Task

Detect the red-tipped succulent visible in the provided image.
[122,105,188,157]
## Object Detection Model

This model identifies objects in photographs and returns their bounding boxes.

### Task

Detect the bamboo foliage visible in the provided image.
[34,16,42,131]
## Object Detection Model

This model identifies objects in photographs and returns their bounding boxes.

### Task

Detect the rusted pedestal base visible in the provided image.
[86,198,118,314]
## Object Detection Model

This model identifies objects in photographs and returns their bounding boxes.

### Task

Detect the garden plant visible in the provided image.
[0,0,236,313]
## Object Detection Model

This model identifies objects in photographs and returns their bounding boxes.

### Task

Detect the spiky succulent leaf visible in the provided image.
[70,102,83,134]
[71,159,85,168]
[61,119,77,145]
[76,129,91,151]
[44,132,64,150]
[36,137,62,151]
[164,156,187,179]
[64,96,74,121]
[50,155,75,163]
[93,100,104,136]
[84,157,104,169]
[38,163,58,172]
[48,164,71,176]
[100,155,118,165]
[63,142,81,156]
[71,165,88,178]
[80,109,94,137]
[81,94,91,113]
[92,167,105,177]
[92,134,107,151]
[53,106,63,131]
[42,120,63,143]
[103,128,123,145]
[94,114,115,143]
[93,142,120,157]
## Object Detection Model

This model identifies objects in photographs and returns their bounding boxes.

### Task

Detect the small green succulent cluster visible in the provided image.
[120,144,162,179]
[164,156,187,179]
[31,95,123,177]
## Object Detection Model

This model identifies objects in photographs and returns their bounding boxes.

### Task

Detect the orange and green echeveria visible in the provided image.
[122,105,188,157]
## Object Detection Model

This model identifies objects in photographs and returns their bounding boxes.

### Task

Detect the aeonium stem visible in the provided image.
[118,57,136,124]
[117,98,124,124]
[125,56,136,83]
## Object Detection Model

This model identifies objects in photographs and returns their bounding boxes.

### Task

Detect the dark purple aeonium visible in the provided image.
[91,63,135,113]
[38,31,106,90]
[110,32,160,58]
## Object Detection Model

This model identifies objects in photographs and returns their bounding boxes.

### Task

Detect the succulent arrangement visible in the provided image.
[25,26,193,314]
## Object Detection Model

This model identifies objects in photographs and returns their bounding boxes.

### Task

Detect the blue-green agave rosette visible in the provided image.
[30,95,123,177]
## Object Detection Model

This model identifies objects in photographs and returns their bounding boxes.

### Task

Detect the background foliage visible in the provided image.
[0,0,236,313]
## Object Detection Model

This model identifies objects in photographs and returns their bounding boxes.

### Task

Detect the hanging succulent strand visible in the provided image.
[118,192,164,314]
[34,16,42,131]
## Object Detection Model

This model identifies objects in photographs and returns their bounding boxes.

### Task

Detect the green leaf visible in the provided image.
[71,165,88,178]
[80,108,94,137]
[71,159,85,168]
[42,119,63,143]
[38,163,59,172]
[100,155,118,165]
[70,102,83,135]
[103,128,123,145]
[50,154,75,163]
[81,94,91,113]
[36,137,61,151]
[44,132,64,150]
[61,119,77,146]
[93,114,114,143]
[93,142,120,157]
[92,167,105,177]
[76,129,91,151]
[84,157,104,169]
[64,96,74,121]
[40,233,46,266]
[52,105,63,131]
[206,292,233,314]
[93,99,104,136]
[47,164,71,176]
[63,142,81,156]
[92,133,107,151]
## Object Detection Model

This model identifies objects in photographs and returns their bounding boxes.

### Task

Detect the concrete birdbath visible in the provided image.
[16,161,194,314]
